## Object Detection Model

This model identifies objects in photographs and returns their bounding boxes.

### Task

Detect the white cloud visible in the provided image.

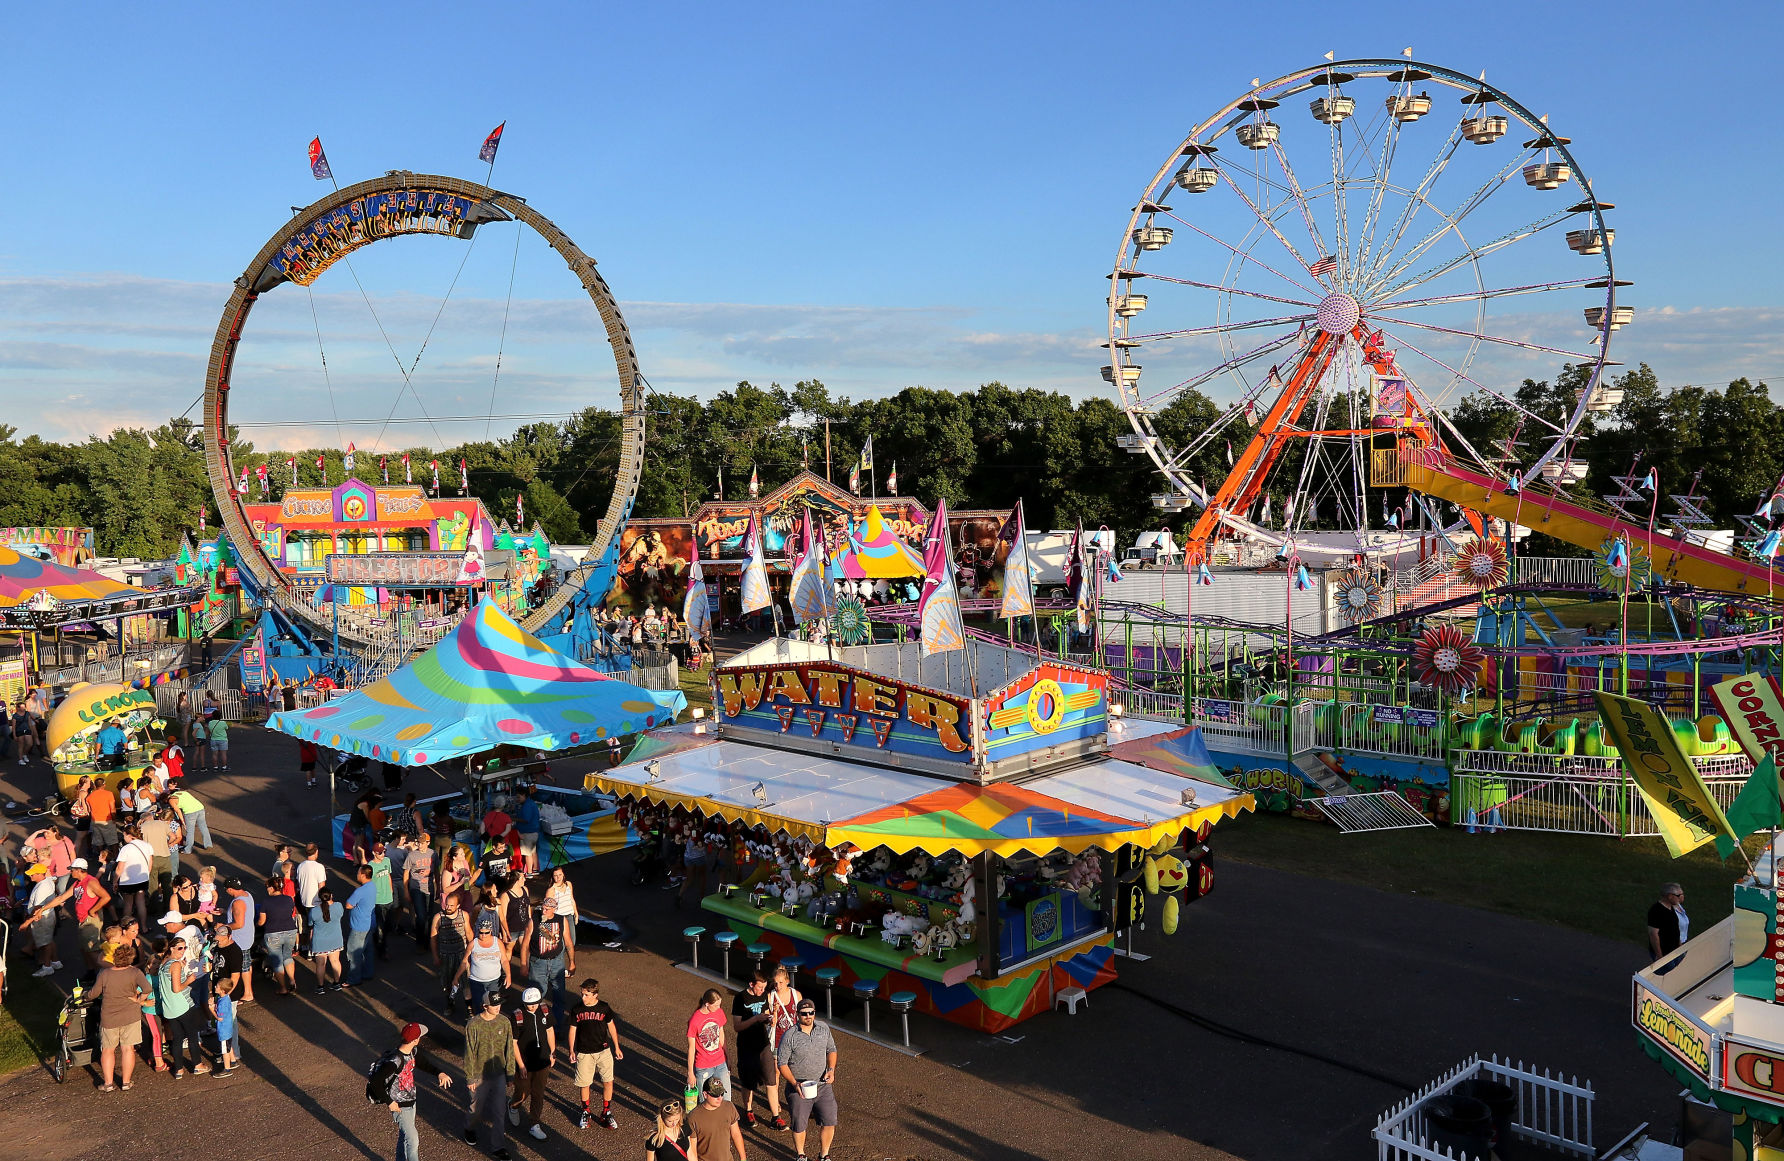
[2,274,1778,449]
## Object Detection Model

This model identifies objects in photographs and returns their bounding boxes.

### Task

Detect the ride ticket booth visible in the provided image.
[587,638,1252,1032]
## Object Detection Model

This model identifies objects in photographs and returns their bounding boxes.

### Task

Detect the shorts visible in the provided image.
[737,1045,778,1092]
[263,930,298,972]
[28,914,55,947]
[91,821,119,849]
[573,1048,614,1087]
[210,740,229,754]
[300,761,315,773]
[789,1082,838,1131]
[519,831,538,858]
[100,1022,143,1051]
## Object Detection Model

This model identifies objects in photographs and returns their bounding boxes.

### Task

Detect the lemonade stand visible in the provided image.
[46,682,168,796]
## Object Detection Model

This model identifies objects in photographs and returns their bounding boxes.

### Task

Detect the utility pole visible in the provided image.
[824,419,832,483]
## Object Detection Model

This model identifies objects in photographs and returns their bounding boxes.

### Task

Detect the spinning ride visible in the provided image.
[1108,58,1620,565]
[202,172,645,636]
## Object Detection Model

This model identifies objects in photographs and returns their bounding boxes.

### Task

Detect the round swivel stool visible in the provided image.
[814,966,842,1020]
[745,941,772,977]
[681,926,707,975]
[777,954,806,986]
[711,930,740,981]
[888,990,918,1047]
[851,977,880,1036]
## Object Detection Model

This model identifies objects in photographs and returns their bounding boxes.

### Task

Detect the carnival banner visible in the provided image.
[998,500,1033,620]
[1710,673,1784,765]
[1594,690,1736,858]
[739,512,771,615]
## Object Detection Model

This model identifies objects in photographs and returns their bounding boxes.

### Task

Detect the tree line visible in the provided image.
[0,367,1772,560]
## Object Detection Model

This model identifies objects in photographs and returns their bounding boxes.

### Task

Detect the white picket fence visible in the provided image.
[1375,1055,1594,1161]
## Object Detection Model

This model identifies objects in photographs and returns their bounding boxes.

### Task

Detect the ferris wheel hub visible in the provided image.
[1315,292,1361,336]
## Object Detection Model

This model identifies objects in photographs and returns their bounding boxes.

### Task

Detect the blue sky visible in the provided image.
[2,1,1780,448]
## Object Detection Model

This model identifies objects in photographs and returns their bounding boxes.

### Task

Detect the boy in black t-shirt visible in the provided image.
[568,978,624,1130]
[732,968,784,1128]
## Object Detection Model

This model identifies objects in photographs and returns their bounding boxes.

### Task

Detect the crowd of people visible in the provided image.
[9,746,846,1161]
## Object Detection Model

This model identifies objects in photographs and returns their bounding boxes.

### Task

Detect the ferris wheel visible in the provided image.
[1107,58,1623,558]
[201,171,645,634]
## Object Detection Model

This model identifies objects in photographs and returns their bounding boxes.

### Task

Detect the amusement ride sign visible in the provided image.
[716,660,974,766]
[324,552,468,587]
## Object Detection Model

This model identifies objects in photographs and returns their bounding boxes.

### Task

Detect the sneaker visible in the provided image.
[528,1125,547,1141]
[507,1107,521,1128]
[578,1111,590,1130]
[744,1109,757,1127]
[213,1067,235,1078]
[601,1110,618,1130]
[48,960,63,971]
[32,964,56,978]
[463,1129,478,1145]
[771,1115,790,1131]
[490,1150,512,1161]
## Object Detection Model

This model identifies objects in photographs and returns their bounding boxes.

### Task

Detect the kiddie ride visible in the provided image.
[44,682,169,798]
[586,638,1250,1033]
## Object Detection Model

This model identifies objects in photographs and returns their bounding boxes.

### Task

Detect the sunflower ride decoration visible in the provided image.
[1411,623,1487,695]
[1332,568,1384,623]
[1451,536,1510,590]
[832,595,873,645]
[1594,536,1652,592]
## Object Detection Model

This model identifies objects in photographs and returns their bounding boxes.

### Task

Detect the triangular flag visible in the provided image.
[749,464,760,498]
[789,508,834,625]
[887,461,898,496]
[1715,753,1780,859]
[740,512,772,615]
[683,540,712,644]
[917,499,966,656]
[997,500,1033,620]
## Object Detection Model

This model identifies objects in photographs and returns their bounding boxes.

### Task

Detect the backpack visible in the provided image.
[365,1049,402,1104]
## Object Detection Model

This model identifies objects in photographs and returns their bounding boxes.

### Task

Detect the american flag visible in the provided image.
[1309,254,1338,278]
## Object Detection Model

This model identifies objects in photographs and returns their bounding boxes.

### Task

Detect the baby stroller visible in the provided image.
[50,987,99,1083]
[334,755,371,794]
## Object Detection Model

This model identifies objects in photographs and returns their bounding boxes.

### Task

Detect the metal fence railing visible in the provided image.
[1375,1055,1594,1161]
[1452,752,1752,837]
[1190,698,1286,755]
[1338,702,1449,762]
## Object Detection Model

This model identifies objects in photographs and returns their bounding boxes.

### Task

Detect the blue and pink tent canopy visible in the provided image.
[267,599,686,766]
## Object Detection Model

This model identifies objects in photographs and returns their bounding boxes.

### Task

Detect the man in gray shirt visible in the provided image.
[775,999,838,1161]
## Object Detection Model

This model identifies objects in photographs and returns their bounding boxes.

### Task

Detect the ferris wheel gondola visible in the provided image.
[1107,58,1621,565]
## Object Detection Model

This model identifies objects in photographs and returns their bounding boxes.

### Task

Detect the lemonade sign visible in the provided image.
[1634,981,1712,1080]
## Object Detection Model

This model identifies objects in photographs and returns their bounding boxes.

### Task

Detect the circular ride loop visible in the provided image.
[1108,59,1618,567]
[201,172,645,639]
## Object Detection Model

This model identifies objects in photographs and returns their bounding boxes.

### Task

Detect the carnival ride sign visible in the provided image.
[715,660,974,765]
[982,661,1107,766]
[1633,980,1713,1082]
[324,553,466,587]
[266,189,492,289]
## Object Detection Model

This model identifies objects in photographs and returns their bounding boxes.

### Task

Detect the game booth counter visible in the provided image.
[584,638,1252,1033]
[45,681,169,796]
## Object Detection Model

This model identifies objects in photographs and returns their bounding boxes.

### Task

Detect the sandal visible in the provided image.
[100,1084,116,1092]
[120,1082,132,1091]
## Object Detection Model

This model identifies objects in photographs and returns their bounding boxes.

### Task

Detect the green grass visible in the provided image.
[0,968,63,1077]
[679,662,713,717]
[1216,809,1767,945]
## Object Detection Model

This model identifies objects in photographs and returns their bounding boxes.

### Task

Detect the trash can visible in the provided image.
[1424,1094,1494,1161]
[1461,1077,1518,1158]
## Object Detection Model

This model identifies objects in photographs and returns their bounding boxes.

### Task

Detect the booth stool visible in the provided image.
[1056,985,1089,1015]
[852,978,880,1036]
[888,990,918,1047]
[815,967,842,1020]
[682,926,707,975]
[778,954,806,985]
[711,931,740,981]
[746,941,772,977]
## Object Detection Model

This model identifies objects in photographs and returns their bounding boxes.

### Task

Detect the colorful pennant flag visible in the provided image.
[308,136,332,181]
[516,492,524,526]
[1714,753,1780,860]
[286,456,296,486]
[1640,467,1658,492]
[255,464,269,499]
[1593,690,1736,858]
[740,511,772,615]
[887,461,898,496]
[403,451,412,484]
[848,461,860,496]
[997,500,1033,620]
[479,122,505,164]
[859,436,874,471]
[749,464,760,498]
[684,539,711,644]
[343,442,356,475]
[1709,674,1784,767]
[459,458,470,495]
[917,499,965,656]
[789,507,834,625]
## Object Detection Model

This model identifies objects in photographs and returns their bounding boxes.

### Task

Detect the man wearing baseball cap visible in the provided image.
[776,998,839,1161]
[463,987,522,1159]
[688,1073,749,1161]
[367,1021,453,1161]
[20,864,64,977]
[510,987,555,1141]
